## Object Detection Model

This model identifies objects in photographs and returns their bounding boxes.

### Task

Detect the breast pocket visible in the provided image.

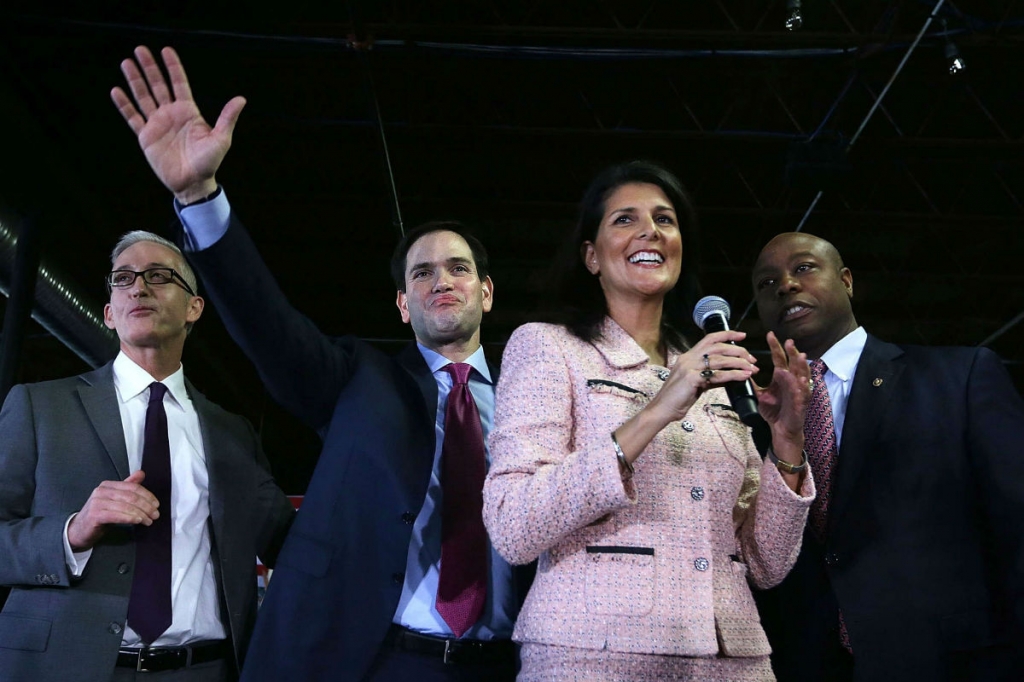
[584,546,655,616]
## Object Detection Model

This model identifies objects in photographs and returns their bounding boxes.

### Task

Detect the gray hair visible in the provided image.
[110,230,198,294]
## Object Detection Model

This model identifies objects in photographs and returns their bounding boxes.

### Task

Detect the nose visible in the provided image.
[776,272,800,297]
[128,275,152,296]
[432,271,454,292]
[638,215,661,241]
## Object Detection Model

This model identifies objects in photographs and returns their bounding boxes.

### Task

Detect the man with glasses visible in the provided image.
[0,231,295,682]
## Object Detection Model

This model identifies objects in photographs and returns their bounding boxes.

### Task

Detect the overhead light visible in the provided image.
[785,0,803,31]
[940,18,966,75]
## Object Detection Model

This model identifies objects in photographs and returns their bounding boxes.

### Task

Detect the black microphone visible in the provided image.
[691,296,762,426]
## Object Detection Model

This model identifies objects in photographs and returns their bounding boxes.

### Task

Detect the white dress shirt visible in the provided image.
[818,326,868,449]
[63,352,226,647]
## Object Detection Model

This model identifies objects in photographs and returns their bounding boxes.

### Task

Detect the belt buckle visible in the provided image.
[136,648,149,673]
[443,639,453,665]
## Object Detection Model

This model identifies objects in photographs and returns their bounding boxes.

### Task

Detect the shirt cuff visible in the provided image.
[175,187,232,252]
[63,513,93,577]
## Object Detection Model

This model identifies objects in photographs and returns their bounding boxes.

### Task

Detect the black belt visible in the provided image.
[116,640,229,672]
[384,625,516,666]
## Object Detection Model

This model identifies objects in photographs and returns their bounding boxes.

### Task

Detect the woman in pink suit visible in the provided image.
[483,161,814,681]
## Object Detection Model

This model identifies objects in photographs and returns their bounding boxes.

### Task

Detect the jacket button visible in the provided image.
[694,557,709,572]
[681,421,695,432]
[825,552,839,567]
[391,572,405,585]
[117,563,130,575]
[108,622,123,635]
[690,486,704,501]
[401,512,416,524]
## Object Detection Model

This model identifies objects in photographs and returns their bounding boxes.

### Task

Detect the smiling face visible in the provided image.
[104,240,204,358]
[395,229,494,355]
[582,182,683,310]
[751,232,858,359]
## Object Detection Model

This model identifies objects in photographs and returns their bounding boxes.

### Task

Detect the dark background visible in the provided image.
[1,1,1022,496]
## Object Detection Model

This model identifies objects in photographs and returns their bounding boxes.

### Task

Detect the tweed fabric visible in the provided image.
[519,642,774,681]
[483,320,815,667]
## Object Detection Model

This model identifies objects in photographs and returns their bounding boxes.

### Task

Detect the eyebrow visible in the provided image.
[113,261,175,270]
[609,204,676,215]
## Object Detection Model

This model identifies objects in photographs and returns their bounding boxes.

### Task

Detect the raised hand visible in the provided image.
[111,46,245,204]
[66,470,160,552]
[754,331,810,449]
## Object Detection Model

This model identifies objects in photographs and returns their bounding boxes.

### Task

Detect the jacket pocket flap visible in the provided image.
[0,614,51,652]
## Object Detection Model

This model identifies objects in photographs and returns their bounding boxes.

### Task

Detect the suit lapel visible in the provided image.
[77,363,131,479]
[396,342,439,425]
[828,335,905,531]
[188,380,231,538]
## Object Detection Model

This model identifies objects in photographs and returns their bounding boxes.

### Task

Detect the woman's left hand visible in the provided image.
[753,331,810,446]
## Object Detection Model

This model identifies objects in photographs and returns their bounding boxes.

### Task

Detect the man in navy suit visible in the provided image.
[0,231,294,682]
[112,46,525,681]
[750,232,1024,682]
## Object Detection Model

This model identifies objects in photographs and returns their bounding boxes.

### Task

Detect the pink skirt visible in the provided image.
[519,642,775,681]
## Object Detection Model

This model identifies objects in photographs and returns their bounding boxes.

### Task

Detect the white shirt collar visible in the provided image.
[416,343,493,384]
[819,326,867,382]
[112,351,189,407]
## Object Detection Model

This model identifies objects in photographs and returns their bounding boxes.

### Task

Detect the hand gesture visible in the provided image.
[66,470,160,552]
[754,331,810,447]
[647,330,759,425]
[111,46,245,204]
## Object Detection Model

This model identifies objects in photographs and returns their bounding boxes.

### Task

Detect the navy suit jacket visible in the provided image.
[756,335,1024,682]
[183,218,530,682]
[0,363,294,682]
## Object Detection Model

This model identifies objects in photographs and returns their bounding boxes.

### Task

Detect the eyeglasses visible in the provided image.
[106,268,196,296]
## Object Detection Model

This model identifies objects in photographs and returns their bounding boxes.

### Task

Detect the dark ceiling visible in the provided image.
[2,1,1022,493]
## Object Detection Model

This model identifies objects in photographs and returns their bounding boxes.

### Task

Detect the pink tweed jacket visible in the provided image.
[483,320,815,658]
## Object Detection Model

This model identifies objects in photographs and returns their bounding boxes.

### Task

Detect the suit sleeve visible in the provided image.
[180,215,356,433]
[483,324,634,565]
[966,348,1024,635]
[0,385,73,588]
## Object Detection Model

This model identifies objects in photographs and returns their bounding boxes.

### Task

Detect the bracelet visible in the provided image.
[611,432,634,477]
[767,447,807,475]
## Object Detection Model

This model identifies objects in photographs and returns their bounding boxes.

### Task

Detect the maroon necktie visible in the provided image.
[435,363,488,637]
[127,382,173,644]
[804,360,852,652]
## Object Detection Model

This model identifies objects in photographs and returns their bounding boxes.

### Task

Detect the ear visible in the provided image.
[581,241,599,275]
[840,267,853,299]
[480,275,494,314]
[396,290,411,324]
[103,303,116,330]
[186,296,205,324]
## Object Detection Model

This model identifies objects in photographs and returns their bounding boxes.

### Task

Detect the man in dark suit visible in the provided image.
[0,231,294,682]
[111,46,526,681]
[750,231,1024,682]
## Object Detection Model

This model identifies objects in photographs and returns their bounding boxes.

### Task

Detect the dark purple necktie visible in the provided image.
[805,360,852,652]
[127,382,173,644]
[805,359,837,541]
[435,363,488,637]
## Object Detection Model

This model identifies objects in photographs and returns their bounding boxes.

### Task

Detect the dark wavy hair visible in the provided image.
[390,220,490,292]
[540,160,702,350]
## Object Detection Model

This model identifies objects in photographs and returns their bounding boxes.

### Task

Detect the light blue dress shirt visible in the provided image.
[818,326,868,449]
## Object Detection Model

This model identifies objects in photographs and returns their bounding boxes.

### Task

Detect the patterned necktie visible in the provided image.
[127,382,173,644]
[435,363,488,637]
[804,360,853,652]
[805,359,838,541]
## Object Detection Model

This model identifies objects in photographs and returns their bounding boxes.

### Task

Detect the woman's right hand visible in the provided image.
[645,330,759,426]
[614,330,758,466]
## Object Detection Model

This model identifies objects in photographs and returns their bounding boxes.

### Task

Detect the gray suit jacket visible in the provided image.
[0,362,294,682]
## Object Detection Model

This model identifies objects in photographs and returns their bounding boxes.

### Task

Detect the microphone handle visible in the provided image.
[702,314,762,427]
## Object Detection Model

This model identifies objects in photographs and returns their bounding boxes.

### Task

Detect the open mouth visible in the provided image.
[628,250,664,265]
[781,304,811,322]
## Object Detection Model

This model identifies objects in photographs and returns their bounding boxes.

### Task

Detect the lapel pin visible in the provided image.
[872,378,883,387]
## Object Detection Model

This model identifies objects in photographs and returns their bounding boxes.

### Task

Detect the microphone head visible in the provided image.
[692,295,731,330]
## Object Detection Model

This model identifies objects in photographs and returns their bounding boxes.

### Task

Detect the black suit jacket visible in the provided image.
[756,335,1024,681]
[0,363,294,682]
[183,218,531,682]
